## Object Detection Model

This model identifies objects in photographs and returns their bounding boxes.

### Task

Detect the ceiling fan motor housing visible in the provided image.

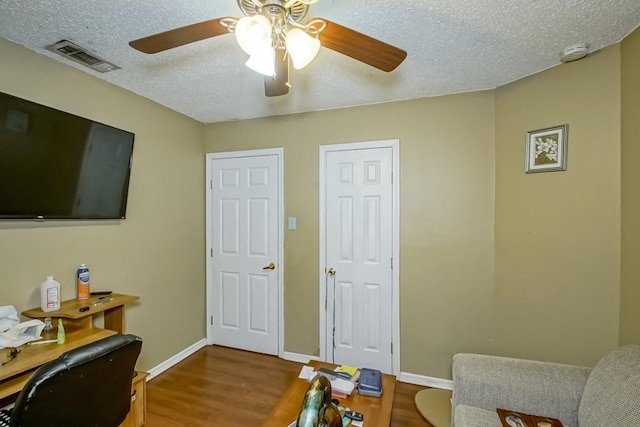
[238,0,309,23]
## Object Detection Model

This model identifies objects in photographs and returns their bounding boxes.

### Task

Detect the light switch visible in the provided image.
[288,217,297,230]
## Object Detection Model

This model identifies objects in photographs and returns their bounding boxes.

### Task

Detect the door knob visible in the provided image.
[262,262,276,270]
[327,267,336,276]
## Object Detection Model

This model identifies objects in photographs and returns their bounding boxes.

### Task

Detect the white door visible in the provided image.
[321,142,397,373]
[206,150,282,355]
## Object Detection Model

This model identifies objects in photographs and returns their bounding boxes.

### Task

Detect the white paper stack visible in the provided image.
[0,305,45,348]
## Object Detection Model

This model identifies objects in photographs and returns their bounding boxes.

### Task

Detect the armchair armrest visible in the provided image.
[452,353,591,427]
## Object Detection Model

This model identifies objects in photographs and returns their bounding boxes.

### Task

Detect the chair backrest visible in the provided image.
[9,333,142,427]
[578,345,640,427]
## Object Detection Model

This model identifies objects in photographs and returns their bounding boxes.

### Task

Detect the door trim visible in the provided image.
[318,139,400,376]
[205,148,285,357]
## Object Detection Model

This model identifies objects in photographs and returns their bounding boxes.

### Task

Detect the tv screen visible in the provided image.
[0,91,134,220]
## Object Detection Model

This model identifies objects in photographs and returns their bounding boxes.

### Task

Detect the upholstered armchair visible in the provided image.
[451,345,640,427]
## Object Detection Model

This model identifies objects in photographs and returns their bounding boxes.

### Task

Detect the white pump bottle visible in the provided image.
[40,276,61,312]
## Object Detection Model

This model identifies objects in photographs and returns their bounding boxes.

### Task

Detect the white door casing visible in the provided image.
[206,149,284,356]
[319,140,400,375]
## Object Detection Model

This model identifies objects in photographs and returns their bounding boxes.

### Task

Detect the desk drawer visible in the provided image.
[120,372,147,427]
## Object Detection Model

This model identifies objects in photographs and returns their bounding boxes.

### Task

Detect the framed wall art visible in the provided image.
[525,124,568,173]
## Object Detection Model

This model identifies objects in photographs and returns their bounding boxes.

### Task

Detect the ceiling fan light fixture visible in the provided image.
[235,15,273,55]
[245,47,276,77]
[285,27,320,69]
[129,0,407,97]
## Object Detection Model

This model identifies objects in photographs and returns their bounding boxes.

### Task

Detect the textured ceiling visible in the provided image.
[1,0,639,123]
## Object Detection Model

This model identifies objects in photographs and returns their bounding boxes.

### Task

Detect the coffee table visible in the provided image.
[262,361,396,427]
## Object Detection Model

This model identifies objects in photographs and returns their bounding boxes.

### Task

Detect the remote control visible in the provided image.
[317,367,338,379]
[344,411,364,421]
[90,291,112,296]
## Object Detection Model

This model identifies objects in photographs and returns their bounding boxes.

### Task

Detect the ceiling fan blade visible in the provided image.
[129,18,231,54]
[318,19,407,72]
[264,49,290,97]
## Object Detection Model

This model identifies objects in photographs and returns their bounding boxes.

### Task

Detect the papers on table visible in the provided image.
[0,305,45,348]
[298,365,315,379]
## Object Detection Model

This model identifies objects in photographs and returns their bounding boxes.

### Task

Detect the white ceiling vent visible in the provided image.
[46,40,120,73]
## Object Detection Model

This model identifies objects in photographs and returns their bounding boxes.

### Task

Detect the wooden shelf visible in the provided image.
[22,293,139,334]
[23,293,139,320]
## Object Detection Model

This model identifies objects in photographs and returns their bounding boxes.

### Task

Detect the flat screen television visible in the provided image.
[0,91,134,220]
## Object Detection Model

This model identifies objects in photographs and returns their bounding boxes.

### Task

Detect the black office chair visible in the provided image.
[0,333,142,427]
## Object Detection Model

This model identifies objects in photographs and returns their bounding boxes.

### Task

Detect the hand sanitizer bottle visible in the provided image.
[57,319,66,344]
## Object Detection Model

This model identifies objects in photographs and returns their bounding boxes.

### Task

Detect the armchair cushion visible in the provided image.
[452,353,591,427]
[578,345,640,427]
[454,405,500,427]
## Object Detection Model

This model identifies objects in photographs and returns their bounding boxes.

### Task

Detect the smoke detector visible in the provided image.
[46,40,120,73]
[559,43,590,63]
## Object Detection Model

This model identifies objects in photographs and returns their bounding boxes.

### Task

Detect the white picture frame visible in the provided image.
[525,124,568,173]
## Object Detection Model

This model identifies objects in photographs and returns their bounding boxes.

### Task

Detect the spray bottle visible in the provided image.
[76,264,90,300]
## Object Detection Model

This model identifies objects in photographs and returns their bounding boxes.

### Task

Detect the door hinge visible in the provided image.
[210,315,214,326]
[391,342,393,354]
[391,172,393,184]
[210,248,213,258]
[391,257,393,269]
[210,180,213,190]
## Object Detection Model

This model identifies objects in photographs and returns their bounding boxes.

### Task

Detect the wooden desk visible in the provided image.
[262,361,396,427]
[1,294,139,401]
[0,328,116,400]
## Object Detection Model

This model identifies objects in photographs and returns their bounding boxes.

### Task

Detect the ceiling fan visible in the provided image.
[129,0,407,97]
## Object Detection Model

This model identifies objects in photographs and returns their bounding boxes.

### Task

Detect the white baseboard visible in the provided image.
[399,372,453,390]
[281,351,319,364]
[146,338,207,381]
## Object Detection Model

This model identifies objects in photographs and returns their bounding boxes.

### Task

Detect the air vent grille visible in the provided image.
[46,40,120,73]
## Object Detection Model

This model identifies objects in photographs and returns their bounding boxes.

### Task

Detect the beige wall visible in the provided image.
[494,46,622,366]
[0,38,206,371]
[205,92,496,378]
[206,43,627,377]
[2,28,635,381]
[620,27,640,345]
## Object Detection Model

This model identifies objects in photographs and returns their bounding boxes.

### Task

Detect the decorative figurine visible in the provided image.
[296,375,342,427]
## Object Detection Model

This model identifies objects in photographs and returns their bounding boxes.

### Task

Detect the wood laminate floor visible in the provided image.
[146,345,433,426]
